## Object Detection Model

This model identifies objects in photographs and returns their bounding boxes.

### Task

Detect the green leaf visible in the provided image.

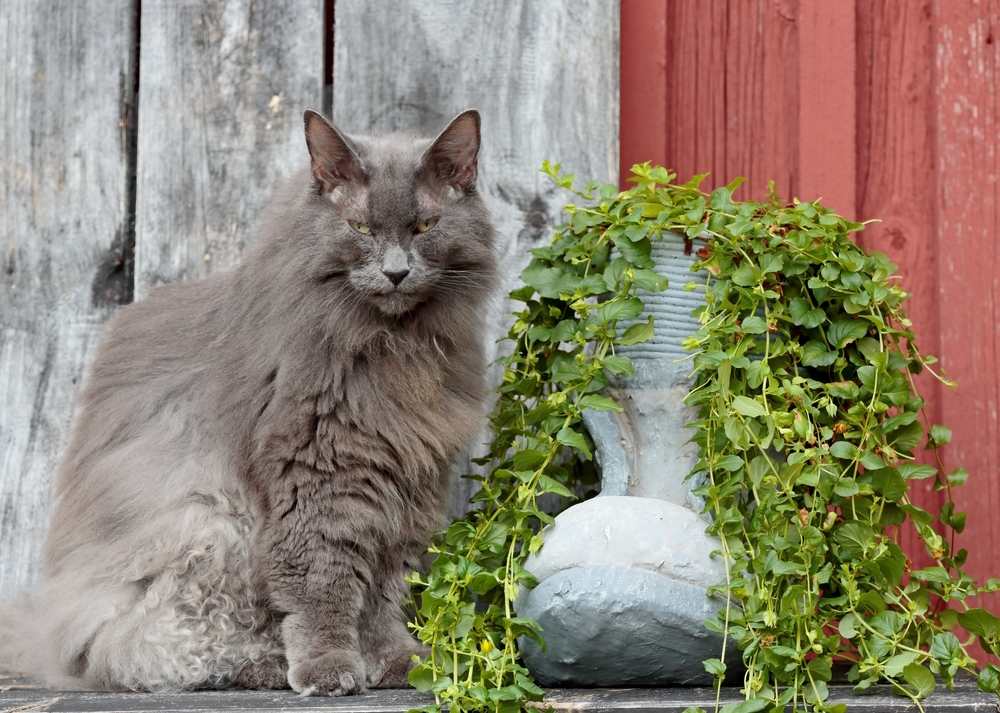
[598,296,645,323]
[747,455,772,489]
[760,254,784,275]
[977,664,1000,693]
[717,455,745,472]
[556,426,592,459]
[883,651,921,678]
[803,680,829,705]
[601,354,634,376]
[829,441,858,460]
[615,236,653,267]
[578,394,623,413]
[719,700,769,713]
[928,424,953,447]
[835,522,874,560]
[515,672,545,697]
[620,315,655,346]
[902,663,936,699]
[631,268,669,292]
[843,293,870,314]
[731,395,767,418]
[939,608,959,630]
[859,449,885,470]
[839,612,858,639]
[909,567,951,584]
[930,632,962,663]
[827,381,860,399]
[946,467,968,486]
[899,462,937,480]
[958,608,1000,639]
[512,449,546,471]
[520,263,569,299]
[888,421,925,453]
[740,315,768,334]
[537,473,574,498]
[408,664,436,692]
[807,657,833,682]
[731,263,758,287]
[480,521,509,553]
[801,340,838,367]
[702,658,727,676]
[788,298,826,328]
[827,317,869,349]
[869,468,907,501]
[834,479,860,497]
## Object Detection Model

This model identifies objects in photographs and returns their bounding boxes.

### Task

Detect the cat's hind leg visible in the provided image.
[46,491,282,691]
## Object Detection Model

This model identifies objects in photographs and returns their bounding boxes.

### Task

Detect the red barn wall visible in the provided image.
[621,0,1000,659]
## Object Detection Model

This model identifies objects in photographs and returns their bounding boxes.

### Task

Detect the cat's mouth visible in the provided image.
[371,288,423,316]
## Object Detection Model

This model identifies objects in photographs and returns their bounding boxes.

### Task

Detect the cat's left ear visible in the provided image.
[422,109,481,192]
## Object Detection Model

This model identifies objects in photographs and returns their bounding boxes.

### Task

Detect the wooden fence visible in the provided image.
[0,0,619,598]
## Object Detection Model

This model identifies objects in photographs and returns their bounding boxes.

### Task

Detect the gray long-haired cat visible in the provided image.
[0,109,499,695]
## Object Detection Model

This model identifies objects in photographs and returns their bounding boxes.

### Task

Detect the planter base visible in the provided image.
[517,496,737,686]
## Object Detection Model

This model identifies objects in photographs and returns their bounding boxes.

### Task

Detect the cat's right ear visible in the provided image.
[303,110,365,192]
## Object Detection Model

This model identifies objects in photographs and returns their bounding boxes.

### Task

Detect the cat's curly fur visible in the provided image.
[0,110,500,694]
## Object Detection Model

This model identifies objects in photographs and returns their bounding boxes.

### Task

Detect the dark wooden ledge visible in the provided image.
[2,675,997,713]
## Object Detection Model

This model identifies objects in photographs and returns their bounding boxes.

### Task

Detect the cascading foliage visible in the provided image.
[406,162,1000,713]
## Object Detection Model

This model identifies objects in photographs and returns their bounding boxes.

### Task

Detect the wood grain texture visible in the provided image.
[933,0,1000,638]
[798,1,856,218]
[661,1,855,213]
[133,0,324,297]
[332,0,619,516]
[620,0,668,181]
[855,0,943,573]
[664,0,800,202]
[0,680,996,712]
[0,0,138,598]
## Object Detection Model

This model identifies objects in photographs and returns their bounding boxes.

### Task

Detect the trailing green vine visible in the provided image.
[407,162,1000,713]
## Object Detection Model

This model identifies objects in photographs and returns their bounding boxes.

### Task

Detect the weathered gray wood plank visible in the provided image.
[0,0,138,598]
[332,0,620,515]
[0,681,997,713]
[133,0,324,297]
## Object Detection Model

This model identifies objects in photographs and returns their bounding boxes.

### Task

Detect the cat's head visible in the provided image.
[299,109,498,319]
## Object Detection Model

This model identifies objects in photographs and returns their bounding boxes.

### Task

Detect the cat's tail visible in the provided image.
[0,595,47,678]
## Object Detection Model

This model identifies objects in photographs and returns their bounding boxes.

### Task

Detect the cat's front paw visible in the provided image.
[287,650,366,696]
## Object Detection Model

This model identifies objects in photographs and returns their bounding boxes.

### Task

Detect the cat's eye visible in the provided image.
[415,218,438,234]
[350,221,371,235]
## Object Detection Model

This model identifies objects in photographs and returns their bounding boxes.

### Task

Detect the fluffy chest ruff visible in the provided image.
[253,330,488,546]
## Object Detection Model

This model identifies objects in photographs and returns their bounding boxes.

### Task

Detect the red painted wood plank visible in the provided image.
[855,0,944,574]
[798,1,856,218]
[663,0,729,188]
[620,0,668,183]
[722,0,800,202]
[933,0,1000,642]
[663,1,799,202]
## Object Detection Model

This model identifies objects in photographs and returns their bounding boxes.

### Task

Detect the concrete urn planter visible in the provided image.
[516,233,739,686]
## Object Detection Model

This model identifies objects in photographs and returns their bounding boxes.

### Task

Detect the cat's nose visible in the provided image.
[383,267,409,286]
[381,244,410,286]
